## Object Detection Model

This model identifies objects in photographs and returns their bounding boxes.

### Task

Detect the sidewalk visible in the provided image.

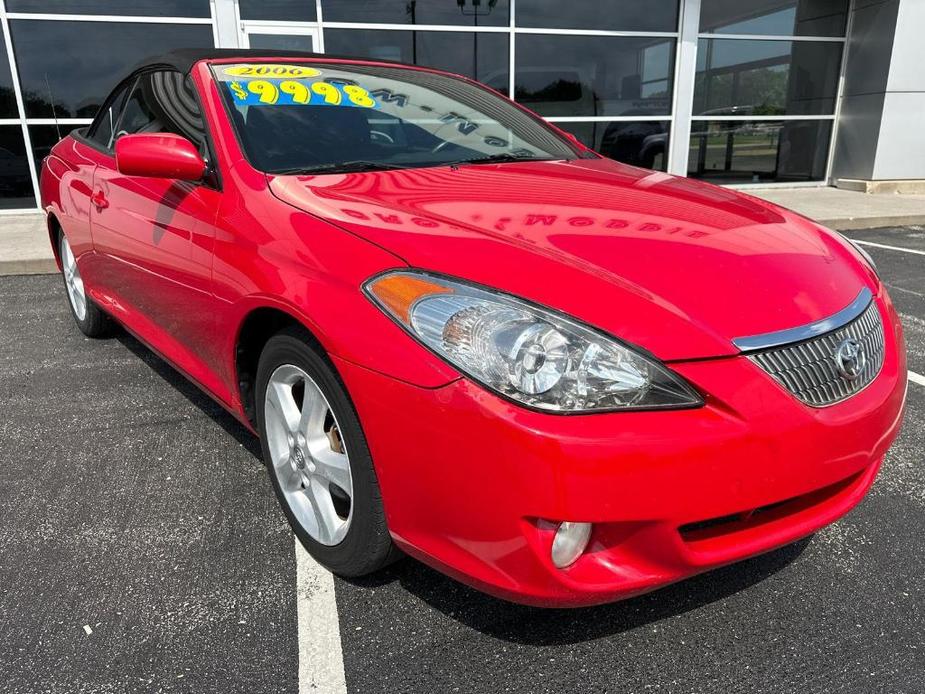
[1,213,55,275]
[745,186,925,231]
[4,186,925,276]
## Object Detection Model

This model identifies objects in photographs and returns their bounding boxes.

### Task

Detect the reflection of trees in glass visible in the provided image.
[0,87,17,117]
[17,89,100,119]
[515,79,584,104]
[694,67,787,115]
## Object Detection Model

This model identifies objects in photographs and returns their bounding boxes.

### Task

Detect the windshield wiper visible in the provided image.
[268,160,416,175]
[454,153,555,166]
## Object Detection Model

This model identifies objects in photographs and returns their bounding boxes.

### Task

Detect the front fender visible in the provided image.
[211,201,460,404]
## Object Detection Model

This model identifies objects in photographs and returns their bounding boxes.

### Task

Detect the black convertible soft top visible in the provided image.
[131,48,408,77]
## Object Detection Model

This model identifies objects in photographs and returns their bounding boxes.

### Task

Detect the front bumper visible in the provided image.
[334,296,907,607]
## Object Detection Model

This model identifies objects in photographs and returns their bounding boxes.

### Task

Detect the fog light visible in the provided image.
[551,521,592,568]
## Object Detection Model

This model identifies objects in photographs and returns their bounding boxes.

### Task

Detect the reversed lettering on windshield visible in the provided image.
[225,79,379,109]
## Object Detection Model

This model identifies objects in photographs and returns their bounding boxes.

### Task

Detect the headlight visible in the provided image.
[364,271,703,413]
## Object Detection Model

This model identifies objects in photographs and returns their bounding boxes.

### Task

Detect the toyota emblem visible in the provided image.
[834,337,865,381]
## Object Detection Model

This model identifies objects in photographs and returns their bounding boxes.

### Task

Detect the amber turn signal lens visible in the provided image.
[366,273,453,324]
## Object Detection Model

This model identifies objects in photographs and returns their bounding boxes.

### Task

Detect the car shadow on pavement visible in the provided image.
[115,331,263,461]
[342,537,812,646]
[110,327,812,646]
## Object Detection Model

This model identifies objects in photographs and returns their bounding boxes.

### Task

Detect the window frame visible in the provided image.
[74,66,221,189]
[84,75,136,151]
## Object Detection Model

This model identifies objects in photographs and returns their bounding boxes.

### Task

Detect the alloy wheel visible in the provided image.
[60,235,87,321]
[264,364,354,545]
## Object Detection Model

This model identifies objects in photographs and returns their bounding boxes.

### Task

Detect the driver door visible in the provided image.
[90,70,225,396]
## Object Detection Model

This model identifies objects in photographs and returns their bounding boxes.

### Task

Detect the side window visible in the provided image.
[87,80,132,150]
[115,70,207,150]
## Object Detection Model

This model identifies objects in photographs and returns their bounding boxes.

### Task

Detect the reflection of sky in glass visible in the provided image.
[700,0,848,37]
[248,34,316,52]
[643,43,672,82]
[11,20,213,118]
[697,39,790,71]
[710,9,796,34]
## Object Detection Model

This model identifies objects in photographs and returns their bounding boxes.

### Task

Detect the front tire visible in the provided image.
[256,327,396,576]
[59,232,111,338]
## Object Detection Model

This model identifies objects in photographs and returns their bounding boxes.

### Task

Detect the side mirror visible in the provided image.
[115,133,206,181]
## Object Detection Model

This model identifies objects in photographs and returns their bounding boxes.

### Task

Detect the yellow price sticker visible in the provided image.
[223,64,322,79]
[227,79,379,109]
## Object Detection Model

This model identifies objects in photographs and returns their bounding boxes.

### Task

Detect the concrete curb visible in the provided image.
[820,216,925,231]
[0,258,58,276]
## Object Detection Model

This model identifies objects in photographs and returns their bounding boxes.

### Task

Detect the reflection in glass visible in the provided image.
[10,20,213,118]
[0,127,35,209]
[517,0,678,32]
[0,33,16,118]
[249,34,317,52]
[5,0,210,16]
[86,81,132,150]
[239,0,316,22]
[213,62,577,174]
[321,0,509,27]
[28,124,65,175]
[557,121,670,171]
[694,39,841,116]
[323,30,508,90]
[687,119,832,183]
[700,0,848,37]
[515,35,675,117]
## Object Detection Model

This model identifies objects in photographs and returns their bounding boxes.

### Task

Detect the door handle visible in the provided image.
[91,190,109,210]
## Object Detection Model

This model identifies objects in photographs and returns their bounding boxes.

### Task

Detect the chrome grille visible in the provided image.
[748,300,885,407]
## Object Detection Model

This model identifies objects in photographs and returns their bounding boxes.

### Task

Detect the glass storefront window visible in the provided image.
[249,33,317,51]
[700,0,848,37]
[0,127,35,209]
[239,0,316,22]
[28,124,63,175]
[9,20,214,118]
[557,121,671,171]
[323,30,508,89]
[687,119,832,183]
[321,0,510,27]
[0,0,856,213]
[517,0,679,32]
[515,35,675,117]
[0,33,17,118]
[694,39,841,116]
[4,0,211,16]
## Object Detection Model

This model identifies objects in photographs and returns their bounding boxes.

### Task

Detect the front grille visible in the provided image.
[749,300,885,407]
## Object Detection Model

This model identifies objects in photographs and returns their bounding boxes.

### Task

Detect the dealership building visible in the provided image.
[0,0,921,213]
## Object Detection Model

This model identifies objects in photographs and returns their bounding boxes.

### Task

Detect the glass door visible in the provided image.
[240,25,320,53]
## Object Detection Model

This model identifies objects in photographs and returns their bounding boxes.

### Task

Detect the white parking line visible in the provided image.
[852,239,925,257]
[295,540,347,694]
[910,371,925,388]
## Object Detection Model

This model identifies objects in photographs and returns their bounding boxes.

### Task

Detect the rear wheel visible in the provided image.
[59,233,111,338]
[256,327,397,576]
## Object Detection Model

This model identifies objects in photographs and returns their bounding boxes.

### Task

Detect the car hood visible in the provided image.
[268,159,871,361]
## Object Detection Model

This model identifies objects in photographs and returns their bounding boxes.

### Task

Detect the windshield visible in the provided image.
[212,61,584,174]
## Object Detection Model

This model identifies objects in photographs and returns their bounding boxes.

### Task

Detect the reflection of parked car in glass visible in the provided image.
[0,147,31,195]
[599,117,667,170]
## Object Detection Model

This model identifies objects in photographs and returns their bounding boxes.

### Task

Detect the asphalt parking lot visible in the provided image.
[1,226,923,694]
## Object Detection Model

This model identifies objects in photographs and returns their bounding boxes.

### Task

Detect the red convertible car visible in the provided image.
[41,50,907,607]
